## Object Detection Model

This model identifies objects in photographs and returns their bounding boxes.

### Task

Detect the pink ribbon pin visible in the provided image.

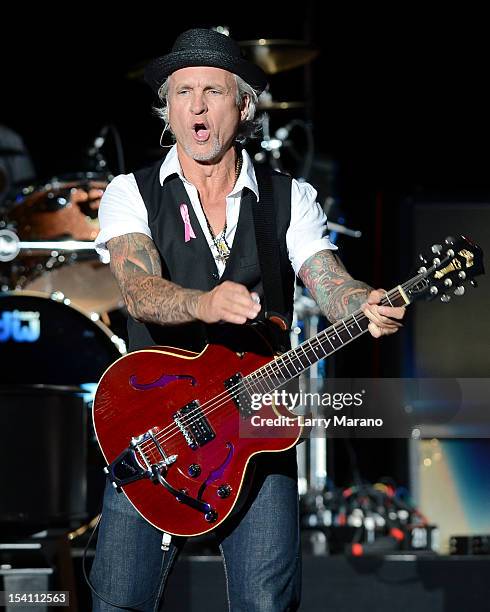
[180,204,196,242]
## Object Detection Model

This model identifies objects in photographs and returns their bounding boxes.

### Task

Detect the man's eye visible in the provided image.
[209,90,222,95]
[177,90,189,95]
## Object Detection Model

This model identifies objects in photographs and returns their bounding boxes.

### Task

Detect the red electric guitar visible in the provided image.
[93,236,484,537]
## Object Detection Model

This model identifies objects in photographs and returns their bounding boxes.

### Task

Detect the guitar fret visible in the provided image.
[251,371,269,395]
[352,312,364,333]
[286,351,301,375]
[324,332,336,352]
[267,363,283,388]
[310,339,326,359]
[279,356,295,378]
[342,319,353,338]
[333,325,343,344]
[385,292,394,306]
[300,344,312,366]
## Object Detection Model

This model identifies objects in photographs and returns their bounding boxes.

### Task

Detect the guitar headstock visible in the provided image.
[404,235,484,304]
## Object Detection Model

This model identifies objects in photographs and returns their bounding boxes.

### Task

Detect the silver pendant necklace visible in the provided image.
[201,150,242,265]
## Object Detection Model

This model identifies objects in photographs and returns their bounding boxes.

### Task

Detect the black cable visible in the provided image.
[81,505,167,610]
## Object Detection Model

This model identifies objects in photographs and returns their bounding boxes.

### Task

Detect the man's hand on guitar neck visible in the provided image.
[362,289,404,337]
[299,249,405,338]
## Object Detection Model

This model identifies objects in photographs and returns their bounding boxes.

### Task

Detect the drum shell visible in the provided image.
[0,292,123,386]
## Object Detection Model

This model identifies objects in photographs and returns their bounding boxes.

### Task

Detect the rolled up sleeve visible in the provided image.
[286,179,338,275]
[95,173,151,260]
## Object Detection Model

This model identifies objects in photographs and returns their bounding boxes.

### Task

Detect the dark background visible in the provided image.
[2,5,489,488]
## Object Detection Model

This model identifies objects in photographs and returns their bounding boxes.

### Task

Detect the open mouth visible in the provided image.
[193,122,210,142]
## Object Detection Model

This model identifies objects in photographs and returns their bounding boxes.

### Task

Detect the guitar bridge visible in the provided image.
[104,428,177,491]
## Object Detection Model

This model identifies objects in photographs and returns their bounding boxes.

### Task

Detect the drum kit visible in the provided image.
[0,170,127,387]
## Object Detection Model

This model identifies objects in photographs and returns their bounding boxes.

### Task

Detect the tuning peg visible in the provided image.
[430,286,439,296]
[453,286,465,296]
[431,244,443,254]
[444,278,453,287]
[418,266,427,274]
[445,236,455,245]
[446,248,455,257]
[458,271,466,280]
[440,294,451,302]
[432,257,441,266]
[470,279,478,288]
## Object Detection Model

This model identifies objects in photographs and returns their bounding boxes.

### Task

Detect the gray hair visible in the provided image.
[153,74,262,142]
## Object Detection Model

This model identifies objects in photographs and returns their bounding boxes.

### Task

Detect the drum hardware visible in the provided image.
[326,222,362,239]
[1,174,123,314]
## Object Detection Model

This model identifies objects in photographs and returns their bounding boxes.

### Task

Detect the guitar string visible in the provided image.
[135,283,413,459]
[137,284,409,458]
[137,285,408,459]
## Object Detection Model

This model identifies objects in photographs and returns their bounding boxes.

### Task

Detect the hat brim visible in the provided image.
[144,49,268,95]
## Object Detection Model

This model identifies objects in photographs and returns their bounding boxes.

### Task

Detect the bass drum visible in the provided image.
[0,291,125,386]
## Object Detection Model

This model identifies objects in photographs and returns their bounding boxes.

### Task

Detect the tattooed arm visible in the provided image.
[299,249,405,337]
[107,233,260,325]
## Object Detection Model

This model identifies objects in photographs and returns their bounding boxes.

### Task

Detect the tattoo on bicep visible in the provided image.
[299,250,371,321]
[108,233,161,278]
[107,233,201,324]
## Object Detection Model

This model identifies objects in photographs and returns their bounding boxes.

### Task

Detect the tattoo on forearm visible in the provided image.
[299,250,371,322]
[107,233,203,324]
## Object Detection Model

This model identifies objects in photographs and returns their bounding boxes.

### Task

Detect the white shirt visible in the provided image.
[95,145,337,276]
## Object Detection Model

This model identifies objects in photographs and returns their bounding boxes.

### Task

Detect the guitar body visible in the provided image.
[93,323,302,537]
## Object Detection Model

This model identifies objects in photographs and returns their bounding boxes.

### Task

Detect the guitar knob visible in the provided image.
[454,286,465,296]
[431,244,443,254]
[440,294,451,302]
[188,464,201,478]
[217,484,232,498]
[204,510,218,523]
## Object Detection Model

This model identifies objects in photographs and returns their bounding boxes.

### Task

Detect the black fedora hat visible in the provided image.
[144,28,268,95]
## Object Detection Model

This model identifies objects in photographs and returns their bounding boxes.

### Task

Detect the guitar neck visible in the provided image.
[246,282,415,394]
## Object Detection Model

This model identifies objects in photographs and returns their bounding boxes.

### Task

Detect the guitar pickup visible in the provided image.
[173,400,215,449]
[225,373,254,418]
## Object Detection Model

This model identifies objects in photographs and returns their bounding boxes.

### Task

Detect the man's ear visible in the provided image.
[240,94,250,121]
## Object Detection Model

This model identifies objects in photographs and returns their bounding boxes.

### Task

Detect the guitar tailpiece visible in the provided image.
[152,466,217,522]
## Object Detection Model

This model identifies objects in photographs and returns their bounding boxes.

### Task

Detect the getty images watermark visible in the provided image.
[238,378,490,439]
[248,389,383,430]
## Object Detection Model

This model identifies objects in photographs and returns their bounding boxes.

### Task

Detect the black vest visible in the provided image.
[129,157,295,353]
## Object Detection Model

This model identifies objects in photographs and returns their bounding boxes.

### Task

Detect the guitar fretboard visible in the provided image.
[245,286,409,395]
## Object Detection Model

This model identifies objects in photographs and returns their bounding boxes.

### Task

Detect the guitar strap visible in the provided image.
[251,164,290,330]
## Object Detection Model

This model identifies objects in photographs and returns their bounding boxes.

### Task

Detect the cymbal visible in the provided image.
[257,100,305,111]
[239,39,318,74]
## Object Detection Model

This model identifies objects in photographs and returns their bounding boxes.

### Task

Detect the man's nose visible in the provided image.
[190,92,207,115]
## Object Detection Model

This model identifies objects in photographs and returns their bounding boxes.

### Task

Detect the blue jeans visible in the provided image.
[90,449,301,611]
